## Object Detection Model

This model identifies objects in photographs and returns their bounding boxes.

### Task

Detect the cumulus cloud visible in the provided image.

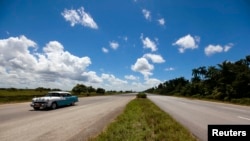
[124,75,139,81]
[158,18,165,26]
[61,7,98,29]
[172,34,200,53]
[0,35,164,91]
[81,71,102,83]
[204,43,233,56]
[101,73,127,85]
[144,78,162,86]
[142,9,151,21]
[131,58,154,79]
[140,34,158,52]
[0,35,96,90]
[131,53,164,79]
[0,35,37,70]
[143,53,165,63]
[109,41,119,50]
[224,43,233,52]
[36,41,91,79]
[102,47,109,53]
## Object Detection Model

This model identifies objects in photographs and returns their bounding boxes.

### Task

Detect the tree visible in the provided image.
[144,55,250,100]
[96,88,105,94]
[192,68,201,83]
[198,66,207,80]
[72,84,87,95]
[87,86,96,93]
[204,66,219,93]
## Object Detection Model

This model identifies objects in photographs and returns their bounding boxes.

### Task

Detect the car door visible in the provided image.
[57,93,67,106]
[65,94,74,105]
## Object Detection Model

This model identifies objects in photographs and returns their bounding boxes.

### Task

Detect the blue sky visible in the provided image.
[0,0,249,91]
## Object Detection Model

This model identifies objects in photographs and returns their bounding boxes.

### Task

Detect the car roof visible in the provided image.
[47,91,71,94]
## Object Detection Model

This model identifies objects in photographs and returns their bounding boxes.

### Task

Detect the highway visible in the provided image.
[147,94,250,141]
[1,93,249,141]
[0,94,135,141]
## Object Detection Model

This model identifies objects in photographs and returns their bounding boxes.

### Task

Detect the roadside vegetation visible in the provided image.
[136,92,147,98]
[90,93,197,141]
[0,86,133,104]
[0,88,49,103]
[145,55,250,105]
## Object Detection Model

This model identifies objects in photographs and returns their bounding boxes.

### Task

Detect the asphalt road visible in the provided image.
[147,94,250,141]
[0,94,136,141]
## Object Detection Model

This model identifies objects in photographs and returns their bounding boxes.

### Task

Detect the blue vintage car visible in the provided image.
[30,91,79,110]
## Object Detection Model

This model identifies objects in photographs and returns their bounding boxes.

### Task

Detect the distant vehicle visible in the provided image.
[30,91,78,110]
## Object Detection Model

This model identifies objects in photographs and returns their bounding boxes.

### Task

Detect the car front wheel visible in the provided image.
[51,102,57,110]
[33,107,40,110]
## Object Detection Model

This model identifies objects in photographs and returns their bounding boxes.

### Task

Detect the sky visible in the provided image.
[0,0,249,91]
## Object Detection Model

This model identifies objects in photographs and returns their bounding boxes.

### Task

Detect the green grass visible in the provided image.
[90,98,197,141]
[0,89,127,104]
[0,89,49,103]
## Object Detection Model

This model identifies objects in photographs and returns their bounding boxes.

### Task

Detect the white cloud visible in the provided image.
[140,34,158,52]
[224,43,233,52]
[101,73,128,85]
[61,7,98,29]
[131,57,154,79]
[204,43,233,56]
[37,41,91,79]
[144,78,162,86]
[0,35,163,92]
[172,34,200,53]
[158,18,165,26]
[124,75,139,81]
[81,71,102,83]
[142,9,151,21]
[165,67,175,71]
[102,47,109,53]
[109,41,119,50]
[143,53,165,63]
[0,35,95,90]
[0,35,37,70]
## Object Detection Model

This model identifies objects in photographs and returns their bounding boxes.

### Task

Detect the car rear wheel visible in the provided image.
[71,102,75,106]
[51,102,57,110]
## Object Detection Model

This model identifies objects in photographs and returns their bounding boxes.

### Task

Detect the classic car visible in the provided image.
[30,91,78,110]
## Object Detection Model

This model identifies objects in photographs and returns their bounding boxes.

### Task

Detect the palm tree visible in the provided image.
[198,66,207,80]
[192,68,200,82]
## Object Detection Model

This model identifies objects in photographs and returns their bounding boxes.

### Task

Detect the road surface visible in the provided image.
[147,94,250,141]
[0,94,135,141]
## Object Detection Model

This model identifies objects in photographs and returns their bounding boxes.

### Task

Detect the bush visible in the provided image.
[136,93,147,98]
[231,98,250,105]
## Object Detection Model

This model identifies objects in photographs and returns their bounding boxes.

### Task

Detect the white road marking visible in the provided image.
[238,116,250,121]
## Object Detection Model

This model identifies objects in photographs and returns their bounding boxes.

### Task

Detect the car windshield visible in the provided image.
[46,93,61,97]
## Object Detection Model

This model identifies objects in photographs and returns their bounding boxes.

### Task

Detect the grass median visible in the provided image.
[90,98,197,141]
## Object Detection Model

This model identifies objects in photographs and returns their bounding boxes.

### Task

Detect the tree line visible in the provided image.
[71,84,134,96]
[145,55,250,103]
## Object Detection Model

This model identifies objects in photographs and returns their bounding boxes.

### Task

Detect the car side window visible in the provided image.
[51,93,56,96]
